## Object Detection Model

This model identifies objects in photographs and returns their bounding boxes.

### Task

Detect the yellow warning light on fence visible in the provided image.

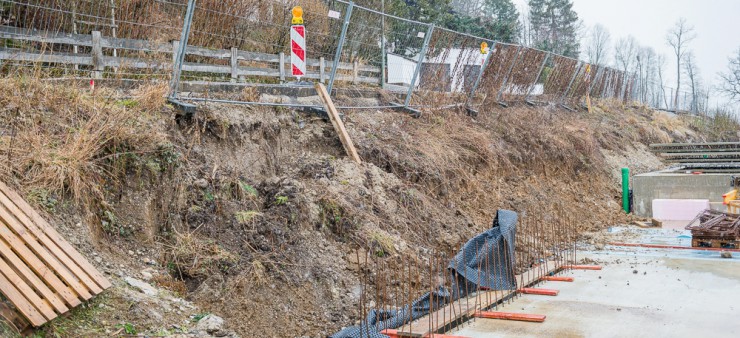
[585,64,592,73]
[480,42,489,54]
[292,6,304,25]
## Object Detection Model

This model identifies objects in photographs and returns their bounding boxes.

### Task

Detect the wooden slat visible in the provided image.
[0,215,82,307]
[314,83,362,164]
[0,190,102,294]
[0,202,93,300]
[0,237,70,313]
[0,302,30,333]
[0,269,46,327]
[0,255,57,320]
[0,181,111,289]
[397,262,559,337]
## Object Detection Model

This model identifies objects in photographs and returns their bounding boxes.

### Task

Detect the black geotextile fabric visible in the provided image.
[330,209,518,338]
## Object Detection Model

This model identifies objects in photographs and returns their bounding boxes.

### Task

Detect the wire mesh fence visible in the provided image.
[0,0,699,113]
[0,0,187,79]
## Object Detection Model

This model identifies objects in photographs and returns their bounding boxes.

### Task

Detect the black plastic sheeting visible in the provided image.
[330,209,518,338]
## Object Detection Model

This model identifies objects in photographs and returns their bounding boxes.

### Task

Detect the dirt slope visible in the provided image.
[0,78,724,337]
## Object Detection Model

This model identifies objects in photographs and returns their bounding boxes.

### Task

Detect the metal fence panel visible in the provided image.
[0,0,700,114]
[0,0,187,79]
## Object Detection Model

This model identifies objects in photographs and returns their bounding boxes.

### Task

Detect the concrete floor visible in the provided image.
[450,240,740,338]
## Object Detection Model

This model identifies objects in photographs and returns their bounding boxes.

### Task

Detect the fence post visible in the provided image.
[467,41,496,106]
[320,57,326,83]
[279,52,286,82]
[327,1,355,95]
[72,2,79,71]
[172,40,179,64]
[560,61,582,103]
[169,0,197,98]
[230,47,238,83]
[91,31,104,79]
[496,46,523,102]
[588,66,604,98]
[404,24,435,108]
[525,52,550,101]
[353,60,359,84]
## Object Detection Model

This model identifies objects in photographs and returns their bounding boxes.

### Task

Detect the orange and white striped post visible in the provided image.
[291,7,306,81]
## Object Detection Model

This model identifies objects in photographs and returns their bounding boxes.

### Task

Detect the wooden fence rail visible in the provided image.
[0,26,381,84]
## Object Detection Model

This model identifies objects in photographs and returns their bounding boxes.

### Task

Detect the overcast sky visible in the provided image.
[514,0,740,105]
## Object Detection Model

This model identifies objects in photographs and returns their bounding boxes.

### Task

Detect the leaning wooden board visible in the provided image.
[0,181,110,327]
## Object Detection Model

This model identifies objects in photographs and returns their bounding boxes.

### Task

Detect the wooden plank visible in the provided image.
[0,48,93,66]
[314,83,362,164]
[0,236,71,313]
[0,220,80,307]
[0,181,110,289]
[0,190,103,294]
[0,254,57,320]
[0,201,93,300]
[0,272,46,327]
[397,262,560,337]
[0,25,92,47]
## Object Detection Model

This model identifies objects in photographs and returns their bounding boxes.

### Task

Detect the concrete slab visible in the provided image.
[450,248,740,338]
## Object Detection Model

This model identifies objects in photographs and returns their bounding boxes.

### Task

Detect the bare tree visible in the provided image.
[683,51,701,113]
[450,0,486,16]
[635,46,656,103]
[666,18,696,109]
[720,47,740,102]
[614,35,638,74]
[657,54,669,109]
[586,23,611,66]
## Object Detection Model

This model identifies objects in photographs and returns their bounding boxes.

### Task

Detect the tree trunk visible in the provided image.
[675,61,680,110]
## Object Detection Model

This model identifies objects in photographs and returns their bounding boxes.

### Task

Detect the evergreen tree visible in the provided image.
[482,0,520,43]
[528,0,580,58]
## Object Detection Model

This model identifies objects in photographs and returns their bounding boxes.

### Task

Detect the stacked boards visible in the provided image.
[0,181,110,328]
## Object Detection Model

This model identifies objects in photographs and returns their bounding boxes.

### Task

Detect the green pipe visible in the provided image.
[621,167,630,213]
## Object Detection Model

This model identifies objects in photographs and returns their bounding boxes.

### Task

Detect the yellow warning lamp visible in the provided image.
[480,42,489,55]
[292,6,304,25]
[585,64,592,73]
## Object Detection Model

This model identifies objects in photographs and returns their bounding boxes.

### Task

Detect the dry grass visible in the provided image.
[163,231,239,279]
[0,76,168,236]
[131,82,169,113]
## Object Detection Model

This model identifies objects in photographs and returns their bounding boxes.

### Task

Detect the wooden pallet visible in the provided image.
[0,181,111,328]
[691,236,739,249]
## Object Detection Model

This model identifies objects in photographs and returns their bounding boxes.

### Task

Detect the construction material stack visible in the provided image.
[685,210,740,249]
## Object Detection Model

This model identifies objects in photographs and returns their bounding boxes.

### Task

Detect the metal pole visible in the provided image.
[327,1,355,95]
[110,0,117,59]
[169,0,197,98]
[525,52,550,101]
[404,24,435,108]
[496,46,522,101]
[560,61,583,103]
[467,41,496,106]
[380,0,386,89]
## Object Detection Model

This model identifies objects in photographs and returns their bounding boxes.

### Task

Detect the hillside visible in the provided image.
[0,77,728,337]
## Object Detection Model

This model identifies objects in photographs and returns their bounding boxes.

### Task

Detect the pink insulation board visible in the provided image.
[652,199,710,221]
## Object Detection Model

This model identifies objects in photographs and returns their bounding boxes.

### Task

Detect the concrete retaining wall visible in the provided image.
[633,172,732,217]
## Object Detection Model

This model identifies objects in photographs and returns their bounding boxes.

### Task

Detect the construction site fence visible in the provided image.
[0,0,697,113]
